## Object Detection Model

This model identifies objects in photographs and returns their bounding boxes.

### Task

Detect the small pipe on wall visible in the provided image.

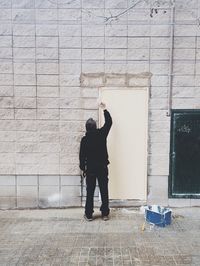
[167,0,175,116]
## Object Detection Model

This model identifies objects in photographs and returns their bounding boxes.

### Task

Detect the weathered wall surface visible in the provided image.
[0,0,200,208]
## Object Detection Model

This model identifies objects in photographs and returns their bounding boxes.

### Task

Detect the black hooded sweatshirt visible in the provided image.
[79,110,112,172]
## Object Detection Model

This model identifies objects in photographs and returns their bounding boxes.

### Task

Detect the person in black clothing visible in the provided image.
[79,102,112,221]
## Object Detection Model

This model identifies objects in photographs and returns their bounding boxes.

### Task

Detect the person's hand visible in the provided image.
[99,102,106,110]
[81,170,86,178]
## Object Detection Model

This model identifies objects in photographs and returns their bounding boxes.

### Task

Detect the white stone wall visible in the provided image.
[0,0,200,208]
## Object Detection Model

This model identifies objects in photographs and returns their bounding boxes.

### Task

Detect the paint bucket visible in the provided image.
[145,205,172,227]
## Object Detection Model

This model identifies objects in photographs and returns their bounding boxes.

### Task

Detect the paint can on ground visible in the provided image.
[145,205,172,227]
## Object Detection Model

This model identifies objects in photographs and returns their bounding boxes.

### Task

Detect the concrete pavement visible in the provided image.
[0,207,199,265]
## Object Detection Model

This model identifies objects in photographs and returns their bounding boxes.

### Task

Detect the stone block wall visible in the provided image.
[0,0,200,208]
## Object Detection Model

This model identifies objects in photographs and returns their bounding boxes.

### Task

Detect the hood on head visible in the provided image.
[86,118,97,132]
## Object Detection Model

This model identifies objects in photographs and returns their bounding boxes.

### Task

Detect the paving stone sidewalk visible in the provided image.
[0,207,199,266]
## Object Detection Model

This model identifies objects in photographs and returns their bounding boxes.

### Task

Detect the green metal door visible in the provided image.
[169,110,200,198]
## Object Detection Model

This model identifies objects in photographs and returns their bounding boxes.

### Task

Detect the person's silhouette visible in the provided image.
[79,102,112,221]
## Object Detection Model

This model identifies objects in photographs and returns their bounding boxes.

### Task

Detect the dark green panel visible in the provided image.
[169,110,200,198]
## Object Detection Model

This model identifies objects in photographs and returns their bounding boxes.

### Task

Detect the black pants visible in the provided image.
[85,166,110,217]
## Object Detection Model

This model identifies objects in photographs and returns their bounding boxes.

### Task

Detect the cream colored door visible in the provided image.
[100,88,148,200]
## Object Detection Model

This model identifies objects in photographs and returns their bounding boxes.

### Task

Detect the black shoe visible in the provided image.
[102,215,109,221]
[84,214,93,221]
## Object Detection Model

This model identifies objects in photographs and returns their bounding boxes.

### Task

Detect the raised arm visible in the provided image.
[99,103,112,137]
